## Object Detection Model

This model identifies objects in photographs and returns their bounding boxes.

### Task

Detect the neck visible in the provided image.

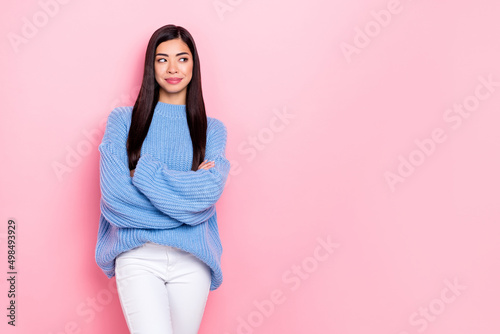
[158,89,187,105]
[154,101,187,119]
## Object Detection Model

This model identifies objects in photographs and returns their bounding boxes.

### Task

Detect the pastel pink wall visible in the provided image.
[1,0,499,333]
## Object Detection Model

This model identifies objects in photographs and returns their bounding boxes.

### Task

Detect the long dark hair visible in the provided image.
[127,24,207,171]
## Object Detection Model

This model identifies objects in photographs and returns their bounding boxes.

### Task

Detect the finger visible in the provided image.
[200,163,211,170]
[200,160,211,167]
[198,160,214,170]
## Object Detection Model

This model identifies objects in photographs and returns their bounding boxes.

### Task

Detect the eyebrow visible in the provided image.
[156,52,189,57]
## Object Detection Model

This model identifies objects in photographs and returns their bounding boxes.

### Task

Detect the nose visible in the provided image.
[167,61,178,74]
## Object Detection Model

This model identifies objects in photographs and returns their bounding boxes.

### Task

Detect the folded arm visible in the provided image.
[131,119,231,226]
[98,109,183,229]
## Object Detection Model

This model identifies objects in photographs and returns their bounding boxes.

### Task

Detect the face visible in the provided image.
[154,38,193,104]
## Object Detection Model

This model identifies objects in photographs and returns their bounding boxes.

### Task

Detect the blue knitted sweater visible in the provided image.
[95,101,230,291]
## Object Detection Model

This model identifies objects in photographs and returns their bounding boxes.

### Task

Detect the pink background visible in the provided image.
[2,0,499,333]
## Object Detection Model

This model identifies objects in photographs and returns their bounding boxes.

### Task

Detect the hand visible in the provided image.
[130,169,135,177]
[197,160,214,171]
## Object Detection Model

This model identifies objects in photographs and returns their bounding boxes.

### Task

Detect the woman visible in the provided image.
[95,24,231,333]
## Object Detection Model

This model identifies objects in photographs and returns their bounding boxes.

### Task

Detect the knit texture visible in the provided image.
[95,101,230,291]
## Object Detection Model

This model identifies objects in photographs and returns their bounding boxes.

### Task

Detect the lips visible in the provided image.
[166,77,182,84]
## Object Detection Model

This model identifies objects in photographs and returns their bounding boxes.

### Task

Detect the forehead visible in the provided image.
[155,39,191,54]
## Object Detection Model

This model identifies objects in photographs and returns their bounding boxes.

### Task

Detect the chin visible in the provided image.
[166,85,187,93]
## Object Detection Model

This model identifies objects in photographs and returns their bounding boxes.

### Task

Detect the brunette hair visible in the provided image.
[127,24,207,171]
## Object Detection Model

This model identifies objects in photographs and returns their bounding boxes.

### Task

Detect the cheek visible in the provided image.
[154,67,161,78]
[155,63,166,74]
[155,73,162,84]
[186,64,194,77]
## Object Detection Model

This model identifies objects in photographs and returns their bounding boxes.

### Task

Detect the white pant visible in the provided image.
[115,242,212,334]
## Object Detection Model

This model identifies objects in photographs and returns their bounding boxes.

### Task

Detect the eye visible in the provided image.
[180,57,189,62]
[157,58,166,63]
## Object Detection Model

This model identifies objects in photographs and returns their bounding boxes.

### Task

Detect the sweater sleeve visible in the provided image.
[131,119,231,226]
[98,108,184,229]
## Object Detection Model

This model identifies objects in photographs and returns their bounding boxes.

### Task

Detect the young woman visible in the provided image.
[95,24,231,333]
